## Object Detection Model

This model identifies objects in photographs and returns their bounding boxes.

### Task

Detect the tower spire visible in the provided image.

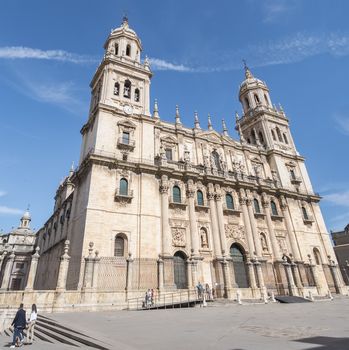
[222,119,228,136]
[153,99,160,119]
[208,114,213,131]
[175,105,182,126]
[194,111,201,129]
[243,59,253,79]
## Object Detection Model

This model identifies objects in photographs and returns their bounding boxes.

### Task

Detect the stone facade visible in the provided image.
[1,17,345,303]
[332,224,349,285]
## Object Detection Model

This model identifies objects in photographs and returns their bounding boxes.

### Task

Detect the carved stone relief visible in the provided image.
[225,224,245,241]
[172,227,186,247]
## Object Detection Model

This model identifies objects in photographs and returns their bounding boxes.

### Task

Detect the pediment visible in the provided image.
[117,119,137,129]
[160,135,178,145]
[200,130,222,143]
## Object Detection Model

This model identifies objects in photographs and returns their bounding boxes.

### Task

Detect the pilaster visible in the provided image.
[25,247,40,291]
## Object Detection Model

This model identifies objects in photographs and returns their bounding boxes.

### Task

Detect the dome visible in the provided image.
[22,210,31,220]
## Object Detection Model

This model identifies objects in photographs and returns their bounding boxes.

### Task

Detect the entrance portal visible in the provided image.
[173,251,188,289]
[230,244,249,288]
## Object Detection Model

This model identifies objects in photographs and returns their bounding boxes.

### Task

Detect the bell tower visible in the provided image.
[236,64,297,153]
[80,17,153,163]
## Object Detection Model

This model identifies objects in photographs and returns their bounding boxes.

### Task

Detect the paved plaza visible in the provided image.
[2,298,349,349]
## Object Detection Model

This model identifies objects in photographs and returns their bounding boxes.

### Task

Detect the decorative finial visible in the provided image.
[243,59,253,79]
[122,14,128,27]
[153,99,160,119]
[235,111,240,124]
[175,105,182,125]
[194,111,201,129]
[144,55,150,69]
[69,161,74,177]
[222,119,228,136]
[208,114,213,131]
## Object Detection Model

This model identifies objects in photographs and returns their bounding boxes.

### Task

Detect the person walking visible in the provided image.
[10,303,26,348]
[26,304,37,344]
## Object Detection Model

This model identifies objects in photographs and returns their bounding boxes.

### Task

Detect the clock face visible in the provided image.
[123,104,133,115]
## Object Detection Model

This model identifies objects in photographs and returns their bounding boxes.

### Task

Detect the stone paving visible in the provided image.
[2,297,349,349]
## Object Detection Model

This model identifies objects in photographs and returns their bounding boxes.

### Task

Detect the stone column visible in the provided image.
[92,250,100,290]
[207,184,221,257]
[215,187,228,255]
[25,247,40,291]
[157,256,164,290]
[246,258,257,290]
[221,256,233,299]
[245,191,262,257]
[160,175,171,257]
[291,261,303,290]
[239,190,256,256]
[261,193,282,261]
[82,242,95,290]
[328,257,345,294]
[0,250,7,273]
[187,180,199,257]
[190,259,198,288]
[125,253,134,291]
[283,258,298,296]
[56,240,71,292]
[254,258,266,293]
[0,250,15,290]
[280,196,301,262]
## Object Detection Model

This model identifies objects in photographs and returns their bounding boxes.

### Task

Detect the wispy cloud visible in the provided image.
[0,191,6,197]
[324,191,349,208]
[262,0,298,23]
[0,46,97,64]
[0,206,22,215]
[334,114,349,136]
[149,58,192,72]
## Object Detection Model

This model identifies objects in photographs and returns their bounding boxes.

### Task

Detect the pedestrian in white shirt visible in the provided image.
[26,304,37,344]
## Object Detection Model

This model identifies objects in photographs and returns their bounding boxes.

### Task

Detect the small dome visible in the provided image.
[22,210,31,220]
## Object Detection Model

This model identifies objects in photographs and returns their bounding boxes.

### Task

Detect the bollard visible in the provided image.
[236,290,242,305]
[203,293,207,307]
[262,290,268,304]
[270,291,277,303]
[308,290,314,301]
[328,290,333,301]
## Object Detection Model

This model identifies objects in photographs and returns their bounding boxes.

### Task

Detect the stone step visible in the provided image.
[36,315,111,349]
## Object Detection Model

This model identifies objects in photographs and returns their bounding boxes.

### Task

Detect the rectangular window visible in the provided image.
[165,148,172,160]
[16,263,25,270]
[122,132,130,144]
[10,278,22,290]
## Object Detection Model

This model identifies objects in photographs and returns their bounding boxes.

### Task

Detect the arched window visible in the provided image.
[134,88,140,102]
[271,201,278,216]
[251,130,256,144]
[254,94,260,104]
[197,190,204,206]
[276,127,282,142]
[247,138,251,144]
[254,198,261,213]
[290,169,296,180]
[258,131,264,144]
[302,206,309,220]
[114,82,120,96]
[126,44,131,56]
[173,186,181,203]
[271,130,276,141]
[226,194,234,210]
[313,248,322,265]
[123,80,131,98]
[114,235,125,257]
[264,94,269,106]
[212,151,221,171]
[283,133,288,144]
[115,43,119,55]
[119,178,128,196]
[245,97,250,110]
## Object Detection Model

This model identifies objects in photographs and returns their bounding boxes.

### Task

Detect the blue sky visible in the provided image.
[0,0,348,233]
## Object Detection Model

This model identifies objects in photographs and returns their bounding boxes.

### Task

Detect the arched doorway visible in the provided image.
[173,251,188,289]
[230,244,249,288]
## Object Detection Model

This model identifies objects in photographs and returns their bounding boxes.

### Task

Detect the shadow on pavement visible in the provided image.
[294,336,349,349]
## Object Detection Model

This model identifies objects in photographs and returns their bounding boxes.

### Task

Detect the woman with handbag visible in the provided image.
[26,304,37,345]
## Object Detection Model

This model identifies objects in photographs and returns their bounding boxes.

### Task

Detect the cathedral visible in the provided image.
[12,17,345,301]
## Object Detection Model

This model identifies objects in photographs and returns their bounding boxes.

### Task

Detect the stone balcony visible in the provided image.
[117,137,135,151]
